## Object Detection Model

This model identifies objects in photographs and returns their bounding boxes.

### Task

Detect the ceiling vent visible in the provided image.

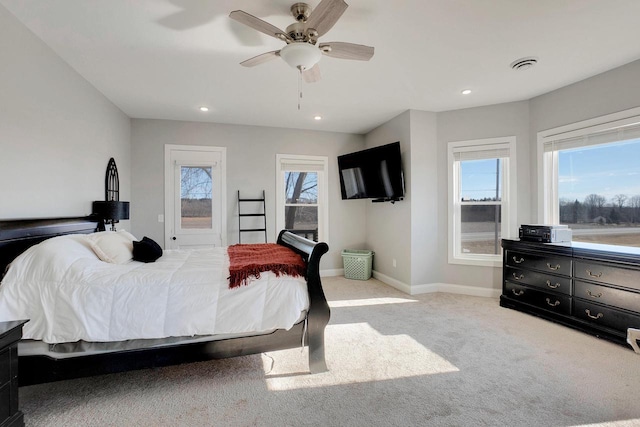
[510,57,538,71]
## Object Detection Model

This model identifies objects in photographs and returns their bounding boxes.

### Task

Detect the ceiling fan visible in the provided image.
[229,0,374,83]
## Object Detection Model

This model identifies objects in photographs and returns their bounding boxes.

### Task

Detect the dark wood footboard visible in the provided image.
[0,218,330,385]
[277,230,330,373]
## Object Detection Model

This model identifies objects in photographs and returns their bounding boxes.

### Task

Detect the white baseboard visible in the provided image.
[408,282,444,295]
[321,268,344,277]
[321,269,501,298]
[371,270,413,294]
[372,270,501,298]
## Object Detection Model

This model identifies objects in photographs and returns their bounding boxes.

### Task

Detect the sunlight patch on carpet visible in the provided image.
[328,297,417,308]
[264,322,458,391]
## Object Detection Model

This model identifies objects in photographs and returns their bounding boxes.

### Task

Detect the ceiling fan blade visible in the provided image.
[305,0,348,37]
[320,42,374,61]
[302,64,322,83]
[240,50,280,67]
[229,10,290,41]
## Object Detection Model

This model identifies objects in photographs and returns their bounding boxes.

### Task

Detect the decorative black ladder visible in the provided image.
[237,190,267,243]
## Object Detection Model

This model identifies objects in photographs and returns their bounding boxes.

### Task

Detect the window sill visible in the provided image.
[448,255,502,268]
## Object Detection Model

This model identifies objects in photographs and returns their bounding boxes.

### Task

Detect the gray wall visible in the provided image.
[0,5,130,220]
[436,101,531,291]
[364,112,413,285]
[428,60,640,293]
[130,119,366,270]
[409,110,439,286]
[362,103,531,293]
[362,110,439,288]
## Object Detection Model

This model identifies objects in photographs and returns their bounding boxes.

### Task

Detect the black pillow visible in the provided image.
[133,236,163,263]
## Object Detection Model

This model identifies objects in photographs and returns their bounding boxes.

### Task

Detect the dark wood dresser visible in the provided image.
[501,239,640,347]
[0,320,28,427]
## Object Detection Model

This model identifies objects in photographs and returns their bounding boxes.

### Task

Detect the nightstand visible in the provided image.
[0,320,28,427]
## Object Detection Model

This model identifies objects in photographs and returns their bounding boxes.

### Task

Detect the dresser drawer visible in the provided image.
[505,266,572,295]
[506,250,572,276]
[574,299,640,333]
[574,260,640,291]
[504,282,572,315]
[575,280,640,315]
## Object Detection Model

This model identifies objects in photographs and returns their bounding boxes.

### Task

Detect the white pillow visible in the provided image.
[86,230,137,264]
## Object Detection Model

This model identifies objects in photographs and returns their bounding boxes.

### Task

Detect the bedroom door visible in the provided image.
[164,145,227,249]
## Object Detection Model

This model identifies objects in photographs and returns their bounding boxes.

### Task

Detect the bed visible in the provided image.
[0,217,330,386]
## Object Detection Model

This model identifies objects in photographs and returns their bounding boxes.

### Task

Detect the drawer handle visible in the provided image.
[585,309,603,320]
[586,270,603,279]
[512,273,524,280]
[586,290,602,298]
[545,298,560,307]
[512,256,525,264]
[546,263,561,271]
[512,289,525,296]
[546,280,560,289]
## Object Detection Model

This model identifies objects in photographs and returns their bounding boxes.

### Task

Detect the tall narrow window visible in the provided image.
[539,108,640,247]
[276,154,328,242]
[448,137,517,267]
[180,166,212,229]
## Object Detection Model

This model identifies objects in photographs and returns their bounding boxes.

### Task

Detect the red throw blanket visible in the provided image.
[227,243,306,289]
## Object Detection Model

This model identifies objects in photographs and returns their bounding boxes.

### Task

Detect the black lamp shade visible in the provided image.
[92,201,130,221]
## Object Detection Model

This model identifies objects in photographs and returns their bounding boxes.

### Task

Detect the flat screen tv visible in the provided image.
[337,142,405,202]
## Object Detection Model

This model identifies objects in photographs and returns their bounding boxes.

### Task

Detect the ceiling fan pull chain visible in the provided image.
[298,68,303,110]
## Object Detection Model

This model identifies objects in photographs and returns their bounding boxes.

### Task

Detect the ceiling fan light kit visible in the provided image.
[280,43,322,70]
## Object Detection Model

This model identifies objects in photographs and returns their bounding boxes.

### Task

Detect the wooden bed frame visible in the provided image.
[0,217,330,386]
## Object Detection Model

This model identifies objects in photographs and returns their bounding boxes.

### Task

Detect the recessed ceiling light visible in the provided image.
[199,106,209,112]
[461,89,472,95]
[314,115,322,121]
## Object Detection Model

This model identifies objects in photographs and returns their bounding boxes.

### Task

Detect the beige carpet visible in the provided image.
[20,277,640,426]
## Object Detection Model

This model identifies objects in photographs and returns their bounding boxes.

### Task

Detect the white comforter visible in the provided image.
[0,235,309,343]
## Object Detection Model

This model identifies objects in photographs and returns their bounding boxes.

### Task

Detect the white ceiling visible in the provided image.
[3,0,640,134]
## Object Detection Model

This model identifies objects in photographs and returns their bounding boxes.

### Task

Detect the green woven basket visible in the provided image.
[341,249,374,280]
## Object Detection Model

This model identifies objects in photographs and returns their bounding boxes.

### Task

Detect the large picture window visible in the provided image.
[539,107,640,248]
[276,154,328,242]
[448,137,517,267]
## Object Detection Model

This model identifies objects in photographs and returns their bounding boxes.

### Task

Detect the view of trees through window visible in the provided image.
[180,166,212,229]
[285,171,318,241]
[557,138,640,247]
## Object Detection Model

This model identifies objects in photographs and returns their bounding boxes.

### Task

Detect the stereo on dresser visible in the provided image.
[519,224,572,243]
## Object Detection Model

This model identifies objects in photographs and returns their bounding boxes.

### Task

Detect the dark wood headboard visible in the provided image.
[0,217,99,276]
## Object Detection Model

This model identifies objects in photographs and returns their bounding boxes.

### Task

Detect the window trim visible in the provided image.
[448,136,517,267]
[537,106,640,224]
[275,154,329,242]
[164,144,227,248]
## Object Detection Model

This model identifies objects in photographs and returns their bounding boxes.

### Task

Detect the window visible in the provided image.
[538,107,640,247]
[448,137,517,267]
[180,166,212,229]
[276,154,328,242]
